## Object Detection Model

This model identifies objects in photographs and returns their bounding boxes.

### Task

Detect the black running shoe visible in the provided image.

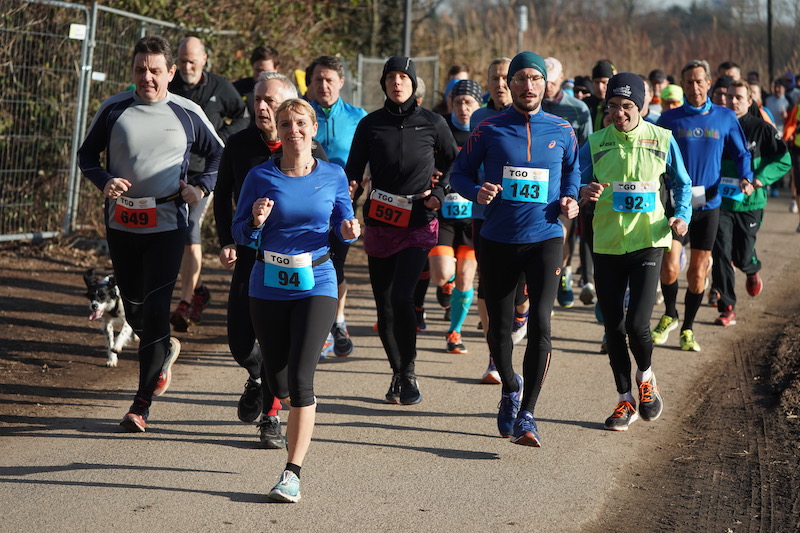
[637,375,664,421]
[331,322,354,357]
[414,306,427,332]
[385,374,401,404]
[399,374,422,405]
[257,415,285,449]
[238,379,263,423]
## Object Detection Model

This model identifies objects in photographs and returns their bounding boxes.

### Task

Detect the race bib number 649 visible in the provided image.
[114,196,157,228]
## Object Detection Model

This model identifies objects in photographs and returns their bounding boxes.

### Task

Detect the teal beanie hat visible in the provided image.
[507,52,548,84]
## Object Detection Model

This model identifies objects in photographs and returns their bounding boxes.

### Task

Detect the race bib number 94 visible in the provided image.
[501,166,549,203]
[719,177,745,202]
[368,189,412,227]
[612,181,657,213]
[115,196,157,228]
[442,192,472,219]
[263,251,315,291]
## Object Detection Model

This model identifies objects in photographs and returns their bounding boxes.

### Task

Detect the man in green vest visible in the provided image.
[579,73,692,432]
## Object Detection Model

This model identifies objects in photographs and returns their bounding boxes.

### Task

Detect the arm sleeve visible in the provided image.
[213,144,236,248]
[330,168,357,243]
[77,103,115,191]
[449,126,485,202]
[344,121,370,183]
[231,169,263,246]
[726,116,754,183]
[754,124,792,186]
[578,143,594,185]
[217,81,249,142]
[560,127,581,198]
[190,120,225,192]
[431,116,459,203]
[665,136,693,223]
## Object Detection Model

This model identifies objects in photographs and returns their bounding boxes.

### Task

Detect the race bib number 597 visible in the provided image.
[367,189,412,227]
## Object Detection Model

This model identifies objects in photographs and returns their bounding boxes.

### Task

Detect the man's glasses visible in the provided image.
[511,74,545,86]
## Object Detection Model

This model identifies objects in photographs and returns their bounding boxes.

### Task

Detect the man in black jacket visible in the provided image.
[168,36,249,331]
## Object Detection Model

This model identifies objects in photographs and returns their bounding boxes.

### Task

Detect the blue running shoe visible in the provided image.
[497,373,523,437]
[510,410,541,447]
[268,470,301,503]
[557,267,574,308]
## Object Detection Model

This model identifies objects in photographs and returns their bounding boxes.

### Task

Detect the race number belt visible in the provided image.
[114,196,157,228]
[259,251,330,291]
[719,177,745,202]
[442,192,472,219]
[367,189,421,227]
[611,181,658,213]
[501,166,549,203]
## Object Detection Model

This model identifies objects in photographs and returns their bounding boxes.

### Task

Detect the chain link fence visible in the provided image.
[357,54,438,113]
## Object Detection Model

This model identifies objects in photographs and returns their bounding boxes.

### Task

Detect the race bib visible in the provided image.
[612,181,658,213]
[442,192,472,219]
[367,189,412,227]
[114,196,157,228]
[719,177,745,202]
[501,166,549,203]
[262,251,315,291]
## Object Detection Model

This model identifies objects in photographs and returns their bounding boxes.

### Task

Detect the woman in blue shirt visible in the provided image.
[232,98,360,503]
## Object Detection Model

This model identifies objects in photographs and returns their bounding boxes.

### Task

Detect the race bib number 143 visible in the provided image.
[501,166,549,203]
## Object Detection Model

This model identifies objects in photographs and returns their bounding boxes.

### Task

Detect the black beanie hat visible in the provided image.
[573,75,595,95]
[380,56,418,95]
[591,60,615,80]
[450,79,483,104]
[606,72,646,110]
[712,76,733,93]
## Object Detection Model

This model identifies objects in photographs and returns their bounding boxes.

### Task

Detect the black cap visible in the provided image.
[592,60,615,80]
[450,80,483,104]
[712,76,733,92]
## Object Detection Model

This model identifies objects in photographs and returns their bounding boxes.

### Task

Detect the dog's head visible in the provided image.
[84,268,119,321]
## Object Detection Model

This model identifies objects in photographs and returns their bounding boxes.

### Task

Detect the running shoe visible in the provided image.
[238,379,263,423]
[399,374,422,405]
[414,306,427,332]
[446,330,467,354]
[443,307,451,322]
[119,411,147,433]
[599,333,608,354]
[637,375,663,421]
[679,329,701,352]
[497,374,523,438]
[481,358,501,384]
[319,333,334,360]
[188,284,211,324]
[746,272,763,297]
[651,315,678,345]
[579,282,597,305]
[436,280,455,308]
[268,470,301,503]
[707,288,721,307]
[557,267,574,308]
[796,224,800,233]
[153,337,180,397]
[703,257,713,291]
[385,374,400,404]
[655,284,664,305]
[791,199,798,214]
[511,309,529,345]
[170,300,191,332]
[510,410,541,447]
[331,322,354,357]
[714,306,736,327]
[257,415,285,449]
[604,401,638,431]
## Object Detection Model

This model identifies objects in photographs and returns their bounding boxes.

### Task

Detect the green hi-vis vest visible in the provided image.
[588,121,673,255]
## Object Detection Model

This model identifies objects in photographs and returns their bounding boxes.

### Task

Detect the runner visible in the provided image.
[215,73,328,448]
[711,79,791,326]
[431,79,483,354]
[654,59,753,351]
[78,36,224,432]
[579,73,691,431]
[231,98,360,503]
[345,57,458,405]
[451,51,580,446]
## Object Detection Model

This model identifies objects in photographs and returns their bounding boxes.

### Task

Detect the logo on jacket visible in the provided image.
[599,141,615,147]
[548,140,556,149]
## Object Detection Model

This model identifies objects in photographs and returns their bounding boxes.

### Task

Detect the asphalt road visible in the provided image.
[1,196,798,533]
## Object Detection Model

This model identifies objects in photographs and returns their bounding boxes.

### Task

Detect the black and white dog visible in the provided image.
[83,268,136,367]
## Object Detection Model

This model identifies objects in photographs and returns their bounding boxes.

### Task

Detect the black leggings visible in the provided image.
[594,248,663,395]
[479,237,562,414]
[250,295,337,408]
[368,247,430,376]
[107,228,184,407]
[227,245,277,408]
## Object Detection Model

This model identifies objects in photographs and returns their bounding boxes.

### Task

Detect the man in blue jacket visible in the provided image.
[308,56,368,358]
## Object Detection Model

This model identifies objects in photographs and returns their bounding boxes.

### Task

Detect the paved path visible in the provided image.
[1,198,798,532]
